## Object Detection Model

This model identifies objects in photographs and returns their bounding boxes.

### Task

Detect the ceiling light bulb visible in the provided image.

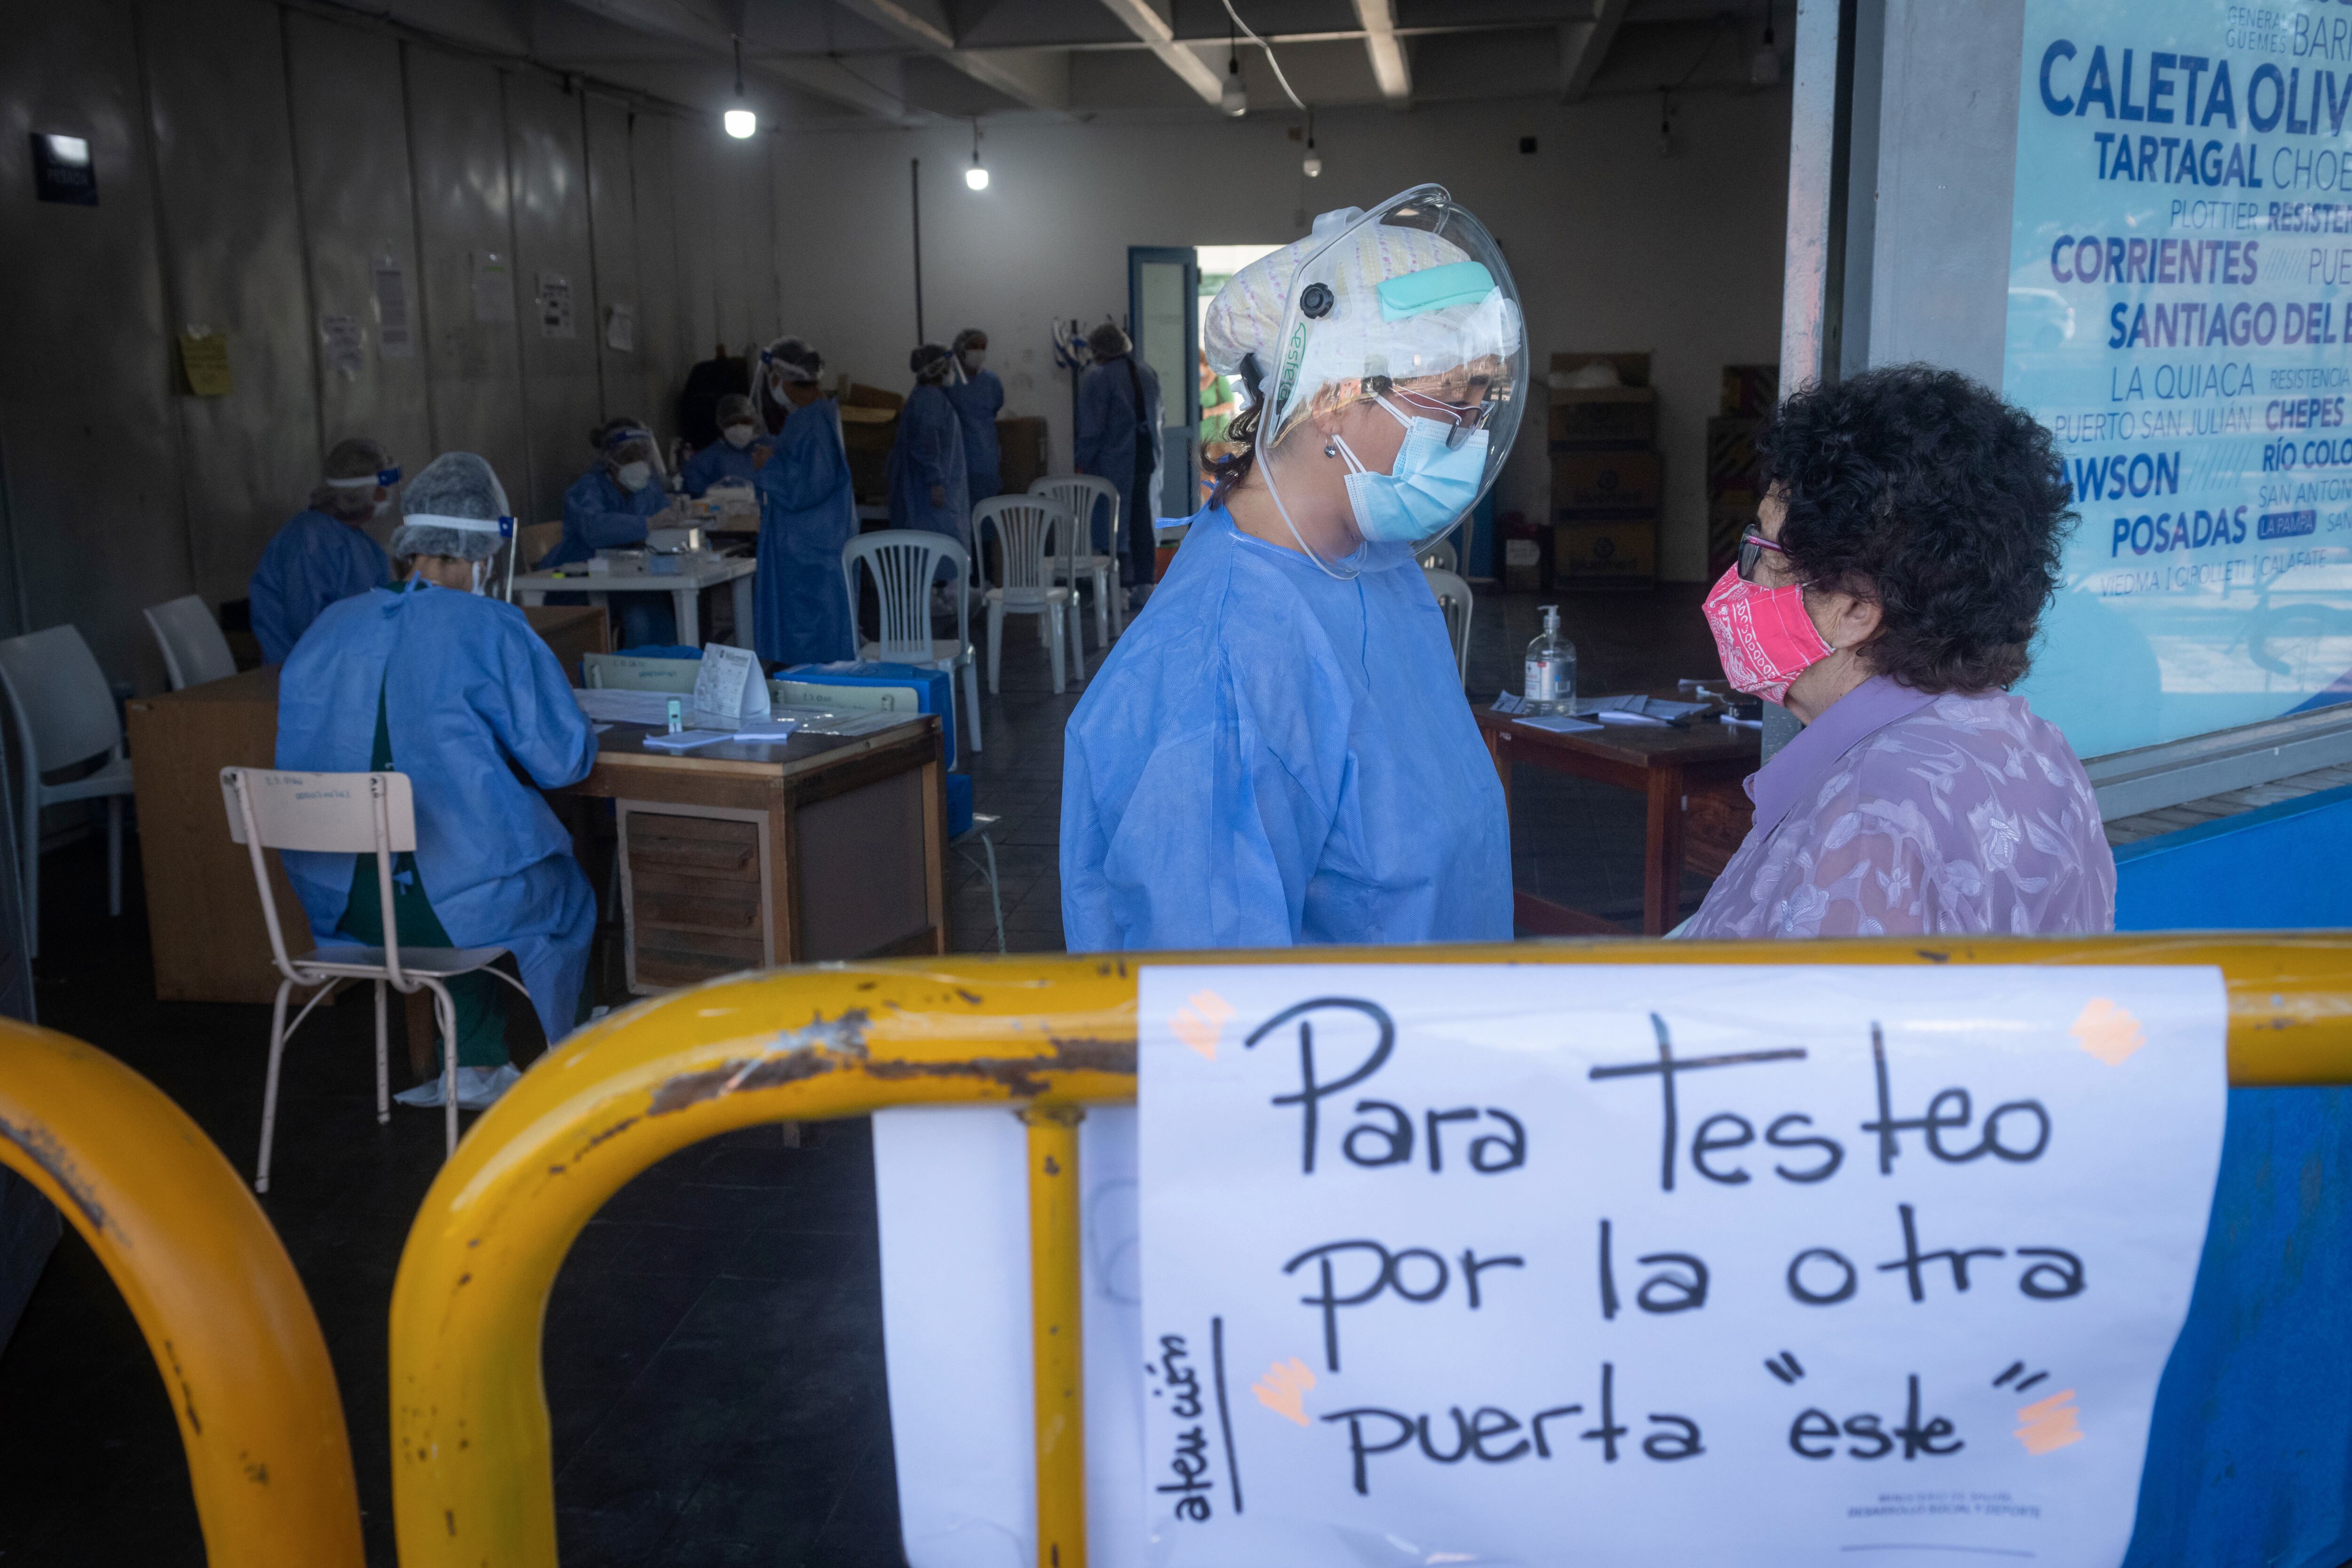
[966,162,990,191]
[1751,20,1781,86]
[724,107,757,139]
[1221,58,1248,117]
[1303,146,1323,177]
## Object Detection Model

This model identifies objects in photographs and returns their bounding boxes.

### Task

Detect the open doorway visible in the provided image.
[1193,244,1282,503]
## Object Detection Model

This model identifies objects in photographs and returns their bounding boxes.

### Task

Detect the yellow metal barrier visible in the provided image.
[387,934,2352,1568]
[0,1020,364,1566]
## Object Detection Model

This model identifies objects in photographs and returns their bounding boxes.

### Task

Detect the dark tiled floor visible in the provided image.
[0,576,1721,1565]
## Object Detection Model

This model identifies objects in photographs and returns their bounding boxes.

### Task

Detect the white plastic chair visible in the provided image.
[1417,537,1461,575]
[1028,475,1123,647]
[221,767,533,1192]
[0,626,136,958]
[1423,567,1475,684]
[143,596,236,690]
[843,531,983,755]
[976,497,1081,696]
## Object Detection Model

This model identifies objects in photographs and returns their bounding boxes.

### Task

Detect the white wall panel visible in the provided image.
[582,94,639,428]
[140,0,322,606]
[505,72,603,520]
[403,45,532,518]
[667,119,721,373]
[626,110,689,442]
[283,8,433,536]
[0,0,185,683]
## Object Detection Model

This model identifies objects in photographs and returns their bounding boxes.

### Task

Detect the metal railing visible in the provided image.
[385,933,2352,1567]
[0,1019,362,1565]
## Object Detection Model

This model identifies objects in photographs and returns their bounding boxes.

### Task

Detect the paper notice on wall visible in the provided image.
[319,314,366,381]
[604,302,636,353]
[471,251,513,324]
[177,330,231,397]
[537,271,574,339]
[372,255,413,359]
[1139,963,2228,1567]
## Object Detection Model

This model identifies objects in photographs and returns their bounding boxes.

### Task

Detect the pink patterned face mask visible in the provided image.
[1701,565,1835,704]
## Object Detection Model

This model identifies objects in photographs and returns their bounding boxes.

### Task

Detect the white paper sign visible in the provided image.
[537,271,574,339]
[319,312,365,381]
[1139,964,2227,1567]
[691,641,769,724]
[471,251,513,324]
[604,301,636,353]
[373,254,413,359]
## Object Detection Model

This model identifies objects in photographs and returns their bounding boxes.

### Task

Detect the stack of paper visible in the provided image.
[641,729,733,752]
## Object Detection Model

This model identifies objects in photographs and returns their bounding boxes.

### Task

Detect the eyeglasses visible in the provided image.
[1736,527,1788,582]
[1389,386,1495,448]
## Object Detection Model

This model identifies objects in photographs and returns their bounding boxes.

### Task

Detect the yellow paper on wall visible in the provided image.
[177,332,231,397]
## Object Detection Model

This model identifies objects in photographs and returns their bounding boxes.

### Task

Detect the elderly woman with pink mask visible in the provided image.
[1683,364,2114,939]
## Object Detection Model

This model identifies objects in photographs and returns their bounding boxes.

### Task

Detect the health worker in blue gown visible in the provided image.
[749,335,856,665]
[1075,321,1163,610]
[547,418,676,646]
[276,452,597,1112]
[942,327,1004,504]
[1061,187,1528,951]
[679,392,770,497]
[887,343,970,574]
[250,436,397,663]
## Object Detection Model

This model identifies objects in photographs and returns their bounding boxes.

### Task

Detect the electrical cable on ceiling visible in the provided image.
[1220,0,1307,113]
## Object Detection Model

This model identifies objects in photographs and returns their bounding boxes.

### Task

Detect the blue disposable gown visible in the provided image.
[942,368,1005,502]
[680,438,771,498]
[250,509,389,663]
[886,383,970,556]
[276,581,600,1045]
[544,467,669,569]
[752,398,858,666]
[1061,506,1510,950]
[1076,354,1163,553]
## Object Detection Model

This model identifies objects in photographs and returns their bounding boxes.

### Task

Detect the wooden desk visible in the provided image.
[126,605,608,1006]
[1477,705,1759,937]
[557,718,947,990]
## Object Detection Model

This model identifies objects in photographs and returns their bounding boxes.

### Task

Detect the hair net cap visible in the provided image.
[324,436,393,483]
[952,327,987,353]
[910,342,954,382]
[1086,322,1131,360]
[392,452,510,562]
[715,392,757,427]
[762,336,823,390]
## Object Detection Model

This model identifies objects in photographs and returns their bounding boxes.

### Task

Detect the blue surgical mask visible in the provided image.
[1333,396,1488,543]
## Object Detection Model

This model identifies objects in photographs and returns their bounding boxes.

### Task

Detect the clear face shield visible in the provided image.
[1252,185,1527,577]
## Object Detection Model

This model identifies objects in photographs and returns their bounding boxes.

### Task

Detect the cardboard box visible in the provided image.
[1503,535,1542,591]
[1552,449,1662,514]
[1548,388,1656,448]
[996,415,1049,495]
[1705,416,1762,499]
[1720,364,1779,417]
[1554,517,1656,588]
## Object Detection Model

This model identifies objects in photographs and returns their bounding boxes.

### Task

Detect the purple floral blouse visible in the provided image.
[1682,677,2116,939]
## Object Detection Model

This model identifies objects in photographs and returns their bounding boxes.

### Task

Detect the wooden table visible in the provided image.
[124,605,611,1006]
[555,718,947,992]
[512,556,757,647]
[1477,704,1759,937]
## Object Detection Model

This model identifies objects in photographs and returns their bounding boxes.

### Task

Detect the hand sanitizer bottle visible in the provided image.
[1523,605,1576,716]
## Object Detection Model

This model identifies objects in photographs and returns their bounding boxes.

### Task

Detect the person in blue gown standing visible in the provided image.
[546,418,676,646]
[749,336,857,665]
[679,393,770,497]
[277,451,597,1111]
[942,328,1004,504]
[1075,322,1163,611]
[250,436,397,663]
[888,344,971,585]
[1061,189,1527,952]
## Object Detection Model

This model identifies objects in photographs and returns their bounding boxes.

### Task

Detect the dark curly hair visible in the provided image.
[1758,363,2074,693]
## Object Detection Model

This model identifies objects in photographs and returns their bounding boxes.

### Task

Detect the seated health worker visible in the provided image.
[548,418,675,647]
[941,327,1004,504]
[1681,364,2114,938]
[678,392,769,497]
[750,336,857,666]
[250,436,396,663]
[886,343,971,576]
[275,452,598,1111]
[1061,187,1524,950]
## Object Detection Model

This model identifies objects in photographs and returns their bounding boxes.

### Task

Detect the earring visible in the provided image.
[1323,439,1338,458]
